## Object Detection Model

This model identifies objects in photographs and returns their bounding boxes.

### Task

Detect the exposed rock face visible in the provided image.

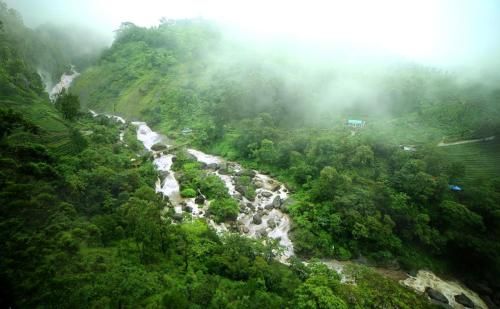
[253,214,262,225]
[455,293,475,308]
[425,287,449,304]
[268,218,276,229]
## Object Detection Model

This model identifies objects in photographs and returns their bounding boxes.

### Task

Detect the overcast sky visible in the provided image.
[5,0,500,69]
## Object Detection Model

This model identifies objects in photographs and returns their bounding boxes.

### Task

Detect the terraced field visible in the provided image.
[443,139,500,182]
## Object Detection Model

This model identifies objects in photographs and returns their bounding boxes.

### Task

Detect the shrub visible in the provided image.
[209,198,239,223]
[181,187,197,198]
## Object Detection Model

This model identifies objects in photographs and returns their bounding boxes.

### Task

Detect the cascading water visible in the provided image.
[49,65,80,101]
[126,121,296,260]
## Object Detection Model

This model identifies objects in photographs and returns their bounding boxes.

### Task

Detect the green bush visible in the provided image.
[181,187,197,198]
[209,198,239,223]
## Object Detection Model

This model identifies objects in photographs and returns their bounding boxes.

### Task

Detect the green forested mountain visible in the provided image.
[73,19,500,289]
[1,1,500,308]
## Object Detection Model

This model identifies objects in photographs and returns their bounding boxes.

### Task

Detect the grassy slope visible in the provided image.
[443,139,500,183]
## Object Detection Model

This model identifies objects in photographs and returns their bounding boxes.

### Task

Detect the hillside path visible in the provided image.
[437,136,495,147]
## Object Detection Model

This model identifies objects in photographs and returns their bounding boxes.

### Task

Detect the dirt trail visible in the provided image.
[437,136,495,147]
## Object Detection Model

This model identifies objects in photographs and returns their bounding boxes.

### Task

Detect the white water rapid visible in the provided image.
[49,65,80,100]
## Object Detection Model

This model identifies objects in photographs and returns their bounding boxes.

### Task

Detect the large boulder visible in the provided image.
[256,228,267,237]
[151,143,168,151]
[254,180,264,188]
[173,213,183,221]
[425,287,448,304]
[234,192,242,200]
[253,214,262,225]
[272,196,282,208]
[195,195,205,204]
[268,218,277,229]
[218,163,231,175]
[261,191,273,198]
[454,293,475,308]
[280,198,295,213]
[207,163,219,170]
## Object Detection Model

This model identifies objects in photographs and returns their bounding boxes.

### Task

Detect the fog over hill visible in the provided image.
[6,0,500,75]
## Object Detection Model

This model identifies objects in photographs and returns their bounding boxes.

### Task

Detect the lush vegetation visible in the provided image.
[73,20,500,295]
[0,3,444,307]
[2,1,500,307]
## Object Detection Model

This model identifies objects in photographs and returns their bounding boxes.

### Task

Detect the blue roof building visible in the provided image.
[347,119,366,128]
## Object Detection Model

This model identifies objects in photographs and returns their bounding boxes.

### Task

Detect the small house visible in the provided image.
[347,119,366,128]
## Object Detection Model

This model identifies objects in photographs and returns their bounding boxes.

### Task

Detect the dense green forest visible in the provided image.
[73,18,500,287]
[1,1,500,308]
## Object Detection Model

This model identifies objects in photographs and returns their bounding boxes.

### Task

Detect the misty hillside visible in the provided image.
[1,1,500,308]
[73,21,500,144]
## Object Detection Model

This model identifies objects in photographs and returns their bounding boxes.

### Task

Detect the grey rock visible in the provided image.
[454,293,475,308]
[256,228,267,237]
[151,143,168,151]
[265,204,274,210]
[254,181,264,188]
[173,213,183,221]
[253,214,262,225]
[268,218,276,229]
[261,191,273,198]
[241,226,249,233]
[425,287,448,304]
[272,196,282,208]
[195,195,205,204]
[207,163,219,170]
[184,205,193,213]
[247,203,255,210]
